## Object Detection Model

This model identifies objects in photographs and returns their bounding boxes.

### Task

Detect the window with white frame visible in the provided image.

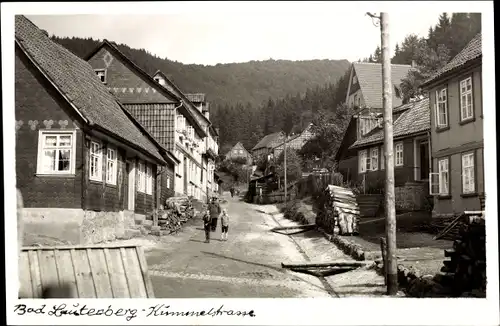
[137,161,146,193]
[106,147,117,185]
[460,77,473,121]
[435,88,448,127]
[438,158,449,195]
[90,141,103,181]
[94,69,106,83]
[395,142,404,166]
[359,150,368,173]
[37,131,75,175]
[370,147,379,171]
[177,116,185,132]
[380,145,385,170]
[145,164,153,195]
[462,153,475,194]
[166,175,171,188]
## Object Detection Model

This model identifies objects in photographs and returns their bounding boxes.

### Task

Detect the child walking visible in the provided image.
[220,209,230,241]
[202,209,212,243]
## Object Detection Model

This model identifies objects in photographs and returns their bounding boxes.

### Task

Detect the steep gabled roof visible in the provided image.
[422,33,482,88]
[349,97,430,149]
[225,142,250,157]
[350,62,412,109]
[153,70,211,128]
[15,15,165,163]
[251,131,285,151]
[84,40,207,138]
[185,93,206,104]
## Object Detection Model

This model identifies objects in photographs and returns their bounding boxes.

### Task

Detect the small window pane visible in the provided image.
[58,150,71,171]
[45,136,57,146]
[59,135,71,146]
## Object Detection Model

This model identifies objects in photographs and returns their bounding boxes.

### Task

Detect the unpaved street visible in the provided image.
[144,194,386,298]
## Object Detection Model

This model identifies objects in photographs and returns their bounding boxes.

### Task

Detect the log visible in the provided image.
[270,224,316,232]
[281,260,372,269]
[332,201,360,211]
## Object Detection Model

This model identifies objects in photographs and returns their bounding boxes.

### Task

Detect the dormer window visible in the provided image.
[94,69,106,84]
[154,77,160,83]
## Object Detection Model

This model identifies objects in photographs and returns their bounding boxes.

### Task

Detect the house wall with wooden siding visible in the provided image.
[87,47,175,104]
[336,120,359,183]
[84,144,127,212]
[357,138,417,189]
[160,163,175,206]
[15,47,84,209]
[429,65,484,216]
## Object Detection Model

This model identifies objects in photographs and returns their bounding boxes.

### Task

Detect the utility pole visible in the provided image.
[367,12,398,295]
[283,137,288,206]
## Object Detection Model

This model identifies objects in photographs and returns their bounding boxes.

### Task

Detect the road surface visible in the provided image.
[145,194,386,298]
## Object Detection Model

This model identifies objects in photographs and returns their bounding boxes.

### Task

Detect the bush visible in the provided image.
[229,156,249,165]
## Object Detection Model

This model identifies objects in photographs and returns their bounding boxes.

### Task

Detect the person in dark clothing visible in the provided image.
[230,186,235,197]
[208,197,221,232]
[202,209,212,243]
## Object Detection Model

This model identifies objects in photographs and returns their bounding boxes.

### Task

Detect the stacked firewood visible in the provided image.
[440,213,486,297]
[317,185,360,236]
[428,216,467,240]
[154,196,195,233]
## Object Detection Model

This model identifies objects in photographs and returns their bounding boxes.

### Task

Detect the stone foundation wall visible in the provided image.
[22,208,135,245]
[395,182,430,212]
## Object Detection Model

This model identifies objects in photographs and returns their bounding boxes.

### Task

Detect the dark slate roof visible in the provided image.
[352,62,412,109]
[349,97,429,149]
[251,131,285,151]
[422,33,482,87]
[15,15,164,162]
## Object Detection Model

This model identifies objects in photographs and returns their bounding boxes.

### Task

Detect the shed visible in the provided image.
[18,244,155,298]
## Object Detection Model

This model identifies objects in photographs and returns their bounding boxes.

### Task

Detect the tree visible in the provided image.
[275,149,303,184]
[400,43,450,102]
[299,105,353,172]
[373,46,382,63]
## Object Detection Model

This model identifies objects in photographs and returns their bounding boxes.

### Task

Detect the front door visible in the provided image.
[183,157,188,195]
[127,160,136,211]
[420,141,430,180]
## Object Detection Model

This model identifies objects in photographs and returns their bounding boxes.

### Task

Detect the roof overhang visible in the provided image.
[421,57,482,90]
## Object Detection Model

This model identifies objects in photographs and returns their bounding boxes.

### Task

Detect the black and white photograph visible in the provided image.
[3,1,498,325]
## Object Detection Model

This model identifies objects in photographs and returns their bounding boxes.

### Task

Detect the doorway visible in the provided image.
[419,141,430,180]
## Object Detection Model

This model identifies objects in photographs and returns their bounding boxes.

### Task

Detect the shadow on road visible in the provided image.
[200,251,333,295]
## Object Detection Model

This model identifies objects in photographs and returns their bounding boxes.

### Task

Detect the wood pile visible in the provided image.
[429,215,466,240]
[317,185,360,236]
[154,196,196,233]
[439,212,486,297]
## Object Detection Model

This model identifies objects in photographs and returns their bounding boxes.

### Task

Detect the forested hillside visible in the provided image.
[52,12,481,153]
[51,35,349,109]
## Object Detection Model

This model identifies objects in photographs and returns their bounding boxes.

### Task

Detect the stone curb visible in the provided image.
[316,227,452,297]
[316,228,366,261]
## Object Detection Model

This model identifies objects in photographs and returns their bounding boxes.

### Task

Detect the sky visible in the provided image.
[23,5,447,66]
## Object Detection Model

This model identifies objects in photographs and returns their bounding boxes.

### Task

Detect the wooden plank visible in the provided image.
[53,249,78,297]
[336,207,360,215]
[37,249,60,290]
[434,214,463,240]
[71,248,97,298]
[18,251,33,298]
[121,247,147,298]
[104,248,130,298]
[22,244,140,251]
[86,248,114,298]
[136,246,155,298]
[27,250,42,298]
[281,261,372,268]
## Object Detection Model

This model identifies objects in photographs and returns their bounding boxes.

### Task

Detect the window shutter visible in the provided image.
[429,172,440,195]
